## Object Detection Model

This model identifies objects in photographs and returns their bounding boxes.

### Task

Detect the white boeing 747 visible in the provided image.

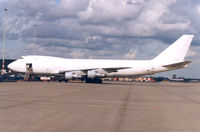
[8,35,194,83]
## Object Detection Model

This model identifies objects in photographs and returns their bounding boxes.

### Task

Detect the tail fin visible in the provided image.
[153,35,194,64]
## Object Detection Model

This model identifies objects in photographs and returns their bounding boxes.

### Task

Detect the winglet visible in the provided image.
[153,35,194,64]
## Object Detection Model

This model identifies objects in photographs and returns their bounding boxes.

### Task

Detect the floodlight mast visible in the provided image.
[33,24,37,55]
[1,8,8,75]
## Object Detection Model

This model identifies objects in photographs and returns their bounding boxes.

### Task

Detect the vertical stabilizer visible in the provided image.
[153,35,194,64]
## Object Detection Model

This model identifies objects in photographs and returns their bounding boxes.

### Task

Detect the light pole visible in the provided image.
[1,8,8,75]
[33,24,37,55]
[52,34,55,56]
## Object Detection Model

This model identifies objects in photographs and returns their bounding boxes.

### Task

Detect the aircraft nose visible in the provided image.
[7,62,14,71]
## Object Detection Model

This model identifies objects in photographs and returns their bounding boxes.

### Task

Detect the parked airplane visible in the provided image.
[8,35,194,83]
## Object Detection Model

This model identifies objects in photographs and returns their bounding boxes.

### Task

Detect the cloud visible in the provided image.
[0,0,200,78]
[186,49,198,57]
[60,0,90,14]
[79,0,144,24]
[155,21,191,31]
[196,5,200,12]
[123,48,137,60]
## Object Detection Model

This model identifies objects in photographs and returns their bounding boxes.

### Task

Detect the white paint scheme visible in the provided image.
[8,35,194,81]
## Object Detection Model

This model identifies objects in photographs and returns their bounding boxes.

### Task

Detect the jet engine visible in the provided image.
[87,70,105,79]
[64,71,84,79]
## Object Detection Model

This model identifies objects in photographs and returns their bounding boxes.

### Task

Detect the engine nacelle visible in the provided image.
[65,72,73,80]
[87,70,105,79]
[65,71,83,80]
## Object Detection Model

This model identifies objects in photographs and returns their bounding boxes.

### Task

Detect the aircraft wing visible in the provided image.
[162,60,191,69]
[101,67,131,73]
[58,67,131,74]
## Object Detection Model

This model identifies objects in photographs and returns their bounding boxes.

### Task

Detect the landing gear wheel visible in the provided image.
[85,78,102,83]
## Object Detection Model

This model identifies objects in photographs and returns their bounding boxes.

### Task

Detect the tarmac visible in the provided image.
[0,81,200,132]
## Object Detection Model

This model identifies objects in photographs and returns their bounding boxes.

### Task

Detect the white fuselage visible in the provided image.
[8,55,168,77]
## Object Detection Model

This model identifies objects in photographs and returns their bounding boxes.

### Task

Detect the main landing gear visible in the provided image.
[85,78,102,84]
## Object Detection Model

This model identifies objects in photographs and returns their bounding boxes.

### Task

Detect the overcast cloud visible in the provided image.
[0,0,200,78]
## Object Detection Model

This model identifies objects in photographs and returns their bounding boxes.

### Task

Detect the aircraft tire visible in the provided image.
[85,78,102,83]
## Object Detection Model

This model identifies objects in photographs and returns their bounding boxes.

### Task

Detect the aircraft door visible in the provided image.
[24,63,34,81]
[26,63,32,70]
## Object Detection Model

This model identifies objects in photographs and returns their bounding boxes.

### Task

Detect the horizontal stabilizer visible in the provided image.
[163,61,191,69]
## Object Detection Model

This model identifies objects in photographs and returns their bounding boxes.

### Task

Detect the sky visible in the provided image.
[0,0,200,78]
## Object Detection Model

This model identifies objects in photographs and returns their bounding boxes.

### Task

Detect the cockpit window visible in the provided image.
[20,56,26,59]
